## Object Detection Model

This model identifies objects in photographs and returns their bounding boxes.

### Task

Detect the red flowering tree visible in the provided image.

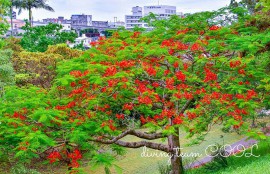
[0,8,269,174]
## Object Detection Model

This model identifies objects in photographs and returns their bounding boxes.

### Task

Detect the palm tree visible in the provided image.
[13,0,54,26]
[10,0,14,36]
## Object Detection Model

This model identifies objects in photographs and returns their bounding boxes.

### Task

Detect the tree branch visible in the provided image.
[115,140,170,152]
[180,99,194,114]
[91,129,169,152]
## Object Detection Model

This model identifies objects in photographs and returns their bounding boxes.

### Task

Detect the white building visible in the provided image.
[60,23,72,32]
[144,5,176,19]
[125,6,146,30]
[68,34,92,48]
[125,5,179,29]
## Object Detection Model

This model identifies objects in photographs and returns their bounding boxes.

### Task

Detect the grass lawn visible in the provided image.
[186,140,270,174]
[86,125,244,174]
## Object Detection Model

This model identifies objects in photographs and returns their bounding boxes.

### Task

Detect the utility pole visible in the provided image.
[114,17,117,27]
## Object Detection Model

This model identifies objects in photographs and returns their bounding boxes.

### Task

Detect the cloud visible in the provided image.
[16,0,232,22]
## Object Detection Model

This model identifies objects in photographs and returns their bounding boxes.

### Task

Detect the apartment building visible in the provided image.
[144,5,176,19]
[125,6,145,30]
[125,5,180,29]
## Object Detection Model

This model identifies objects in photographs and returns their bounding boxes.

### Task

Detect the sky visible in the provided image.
[16,0,233,22]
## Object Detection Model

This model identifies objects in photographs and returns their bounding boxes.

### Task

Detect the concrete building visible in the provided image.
[60,23,72,32]
[5,19,25,36]
[92,21,109,31]
[144,5,176,19]
[71,14,92,30]
[7,19,25,29]
[108,21,125,29]
[68,34,92,49]
[125,6,145,30]
[43,16,71,24]
[125,5,180,29]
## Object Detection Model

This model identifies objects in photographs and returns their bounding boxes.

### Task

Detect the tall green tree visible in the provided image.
[13,0,54,26]
[20,22,77,52]
[0,0,10,34]
[0,0,10,48]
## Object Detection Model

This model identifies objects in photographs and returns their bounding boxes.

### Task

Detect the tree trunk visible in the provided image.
[28,5,32,27]
[168,120,184,174]
[10,6,13,36]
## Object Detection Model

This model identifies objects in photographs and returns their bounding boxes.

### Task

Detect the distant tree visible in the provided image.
[0,0,10,34]
[80,28,99,36]
[0,49,15,96]
[20,22,77,52]
[13,0,54,26]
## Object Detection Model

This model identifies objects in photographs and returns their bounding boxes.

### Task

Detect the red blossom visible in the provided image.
[177,28,189,35]
[146,66,157,76]
[123,103,133,110]
[48,151,61,164]
[164,70,170,76]
[204,68,217,82]
[230,60,241,68]
[152,82,160,88]
[166,78,175,89]
[175,71,186,82]
[104,66,117,77]
[70,82,76,87]
[187,112,197,120]
[138,96,152,105]
[173,62,179,68]
[238,69,245,75]
[116,114,125,120]
[191,43,203,51]
[209,25,221,31]
[173,115,184,124]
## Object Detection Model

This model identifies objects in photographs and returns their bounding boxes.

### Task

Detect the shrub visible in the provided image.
[0,49,15,94]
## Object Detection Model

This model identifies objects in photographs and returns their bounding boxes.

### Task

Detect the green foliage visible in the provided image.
[11,164,41,174]
[4,39,82,87]
[0,49,15,94]
[101,29,114,38]
[20,22,77,52]
[0,0,10,35]
[187,139,270,174]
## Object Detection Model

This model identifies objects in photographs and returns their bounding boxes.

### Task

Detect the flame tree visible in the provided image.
[0,7,269,174]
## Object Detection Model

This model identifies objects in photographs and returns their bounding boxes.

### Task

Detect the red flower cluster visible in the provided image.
[230,60,241,68]
[204,68,217,82]
[68,149,82,168]
[177,28,189,35]
[238,69,245,75]
[48,151,61,164]
[13,112,26,120]
[187,112,197,120]
[152,82,160,88]
[161,109,175,118]
[118,60,135,68]
[191,43,203,52]
[209,25,221,31]
[116,114,125,120]
[247,89,257,100]
[138,96,152,105]
[103,66,117,77]
[70,70,89,78]
[175,71,186,82]
[123,103,133,110]
[166,78,175,89]
[146,66,157,76]
[173,115,184,124]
